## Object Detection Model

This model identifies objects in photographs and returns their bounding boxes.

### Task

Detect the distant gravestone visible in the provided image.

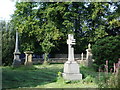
[81,53,84,61]
[12,31,21,67]
[63,34,82,80]
[24,51,33,66]
[86,43,93,67]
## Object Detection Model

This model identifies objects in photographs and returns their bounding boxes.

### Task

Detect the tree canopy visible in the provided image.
[10,2,120,62]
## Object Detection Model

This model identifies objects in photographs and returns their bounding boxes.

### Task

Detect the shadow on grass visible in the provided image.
[2,64,63,89]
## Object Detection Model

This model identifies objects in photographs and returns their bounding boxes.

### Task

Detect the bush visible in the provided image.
[2,30,15,66]
[83,75,95,83]
[97,60,120,88]
[92,35,120,70]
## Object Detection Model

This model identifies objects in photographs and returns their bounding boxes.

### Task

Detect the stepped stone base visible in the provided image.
[63,73,82,80]
[63,61,82,80]
[12,59,21,67]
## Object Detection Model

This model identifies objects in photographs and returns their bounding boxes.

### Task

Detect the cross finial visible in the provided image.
[67,34,75,45]
[88,43,91,49]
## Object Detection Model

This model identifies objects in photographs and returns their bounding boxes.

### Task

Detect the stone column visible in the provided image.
[86,43,93,67]
[12,31,21,67]
[24,51,33,66]
[63,34,82,80]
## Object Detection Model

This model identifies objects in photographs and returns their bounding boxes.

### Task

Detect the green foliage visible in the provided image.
[41,34,55,61]
[57,71,62,78]
[11,2,120,57]
[12,2,41,53]
[97,68,120,88]
[80,66,98,78]
[92,36,120,70]
[1,20,15,65]
[107,73,119,88]
[83,75,95,84]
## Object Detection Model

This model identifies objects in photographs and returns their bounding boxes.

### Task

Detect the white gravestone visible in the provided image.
[63,34,82,80]
[12,31,21,67]
[81,53,84,61]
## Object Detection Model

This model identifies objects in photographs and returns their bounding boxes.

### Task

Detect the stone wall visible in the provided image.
[21,54,88,66]
[21,44,93,67]
[54,54,86,59]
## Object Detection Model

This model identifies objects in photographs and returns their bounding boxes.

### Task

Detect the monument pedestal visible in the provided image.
[12,52,21,67]
[24,51,33,66]
[63,61,82,80]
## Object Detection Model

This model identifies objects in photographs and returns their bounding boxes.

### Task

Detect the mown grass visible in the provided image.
[2,64,99,89]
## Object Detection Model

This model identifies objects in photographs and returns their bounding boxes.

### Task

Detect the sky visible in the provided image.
[0,0,16,20]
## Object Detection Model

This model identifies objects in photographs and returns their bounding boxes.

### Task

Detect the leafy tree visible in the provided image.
[11,2,41,53]
[11,1,120,64]
[1,20,15,65]
[92,35,120,70]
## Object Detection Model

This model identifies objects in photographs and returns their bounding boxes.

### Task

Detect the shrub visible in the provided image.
[97,59,120,88]
[92,35,120,70]
[83,75,95,83]
[2,30,15,66]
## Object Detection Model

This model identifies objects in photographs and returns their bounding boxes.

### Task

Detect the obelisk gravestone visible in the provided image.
[12,31,21,67]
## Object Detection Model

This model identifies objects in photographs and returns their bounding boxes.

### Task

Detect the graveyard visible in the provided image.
[1,33,120,89]
[2,64,99,88]
[1,1,120,89]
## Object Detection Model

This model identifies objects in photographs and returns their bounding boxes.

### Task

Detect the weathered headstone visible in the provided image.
[86,43,93,67]
[24,51,33,66]
[81,53,84,61]
[12,31,21,67]
[63,34,82,80]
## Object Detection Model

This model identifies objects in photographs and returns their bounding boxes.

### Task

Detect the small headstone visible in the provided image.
[63,34,82,80]
[12,31,21,67]
[86,43,93,67]
[24,51,33,66]
[81,53,84,61]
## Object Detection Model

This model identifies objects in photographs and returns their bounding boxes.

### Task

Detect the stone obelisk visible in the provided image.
[63,34,82,80]
[12,31,21,67]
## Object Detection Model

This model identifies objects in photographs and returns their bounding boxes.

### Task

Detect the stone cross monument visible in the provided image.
[63,34,82,80]
[12,31,21,67]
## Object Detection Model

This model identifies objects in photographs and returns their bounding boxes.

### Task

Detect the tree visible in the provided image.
[11,2,41,53]
[11,1,120,64]
[92,36,120,70]
[1,20,15,65]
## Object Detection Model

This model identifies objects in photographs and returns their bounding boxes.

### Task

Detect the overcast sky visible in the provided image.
[0,0,16,20]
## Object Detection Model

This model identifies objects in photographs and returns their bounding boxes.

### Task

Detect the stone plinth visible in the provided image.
[63,61,82,80]
[12,52,21,67]
[24,51,33,66]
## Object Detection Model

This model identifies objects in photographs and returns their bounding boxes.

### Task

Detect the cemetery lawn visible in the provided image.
[2,64,98,89]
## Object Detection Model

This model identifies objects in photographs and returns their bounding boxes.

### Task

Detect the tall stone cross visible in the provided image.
[67,34,75,61]
[63,34,82,80]
[12,31,21,67]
